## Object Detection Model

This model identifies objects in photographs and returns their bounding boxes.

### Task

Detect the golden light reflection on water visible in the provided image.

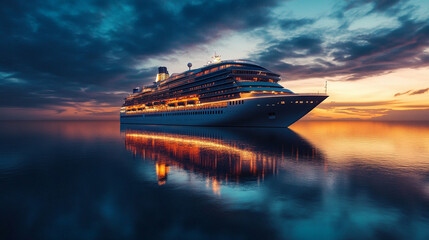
[122,121,429,195]
[155,162,169,185]
[122,125,323,191]
[291,121,429,172]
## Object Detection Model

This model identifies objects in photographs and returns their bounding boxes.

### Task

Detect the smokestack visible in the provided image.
[158,67,168,74]
[156,66,169,82]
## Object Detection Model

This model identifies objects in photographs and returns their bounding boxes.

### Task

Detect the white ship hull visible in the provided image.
[120,95,327,127]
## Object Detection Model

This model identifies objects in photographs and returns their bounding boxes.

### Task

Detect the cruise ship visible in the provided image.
[120,55,328,127]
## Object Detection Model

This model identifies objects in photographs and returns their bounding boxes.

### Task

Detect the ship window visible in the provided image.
[281,101,285,104]
[295,101,298,103]
[300,101,303,103]
[310,101,313,103]
[257,104,260,106]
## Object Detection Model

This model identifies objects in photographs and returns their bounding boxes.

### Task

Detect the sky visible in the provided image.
[1,0,428,120]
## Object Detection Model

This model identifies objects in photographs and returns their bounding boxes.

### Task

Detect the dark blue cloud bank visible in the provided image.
[0,0,428,118]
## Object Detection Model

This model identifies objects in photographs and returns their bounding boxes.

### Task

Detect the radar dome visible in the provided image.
[187,62,192,70]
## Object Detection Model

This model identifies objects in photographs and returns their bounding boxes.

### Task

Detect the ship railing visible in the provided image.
[294,92,328,96]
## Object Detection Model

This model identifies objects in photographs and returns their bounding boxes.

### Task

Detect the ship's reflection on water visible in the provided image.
[121,125,325,194]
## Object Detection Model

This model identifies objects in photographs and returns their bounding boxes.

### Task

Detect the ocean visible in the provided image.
[1,121,428,240]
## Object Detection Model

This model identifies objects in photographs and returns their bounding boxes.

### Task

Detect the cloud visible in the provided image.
[394,88,429,97]
[0,0,280,116]
[319,100,397,108]
[1,0,428,119]
[372,108,429,120]
[278,18,316,30]
[394,90,412,97]
[410,87,429,95]
[254,14,429,81]
[343,0,405,13]
[257,35,324,63]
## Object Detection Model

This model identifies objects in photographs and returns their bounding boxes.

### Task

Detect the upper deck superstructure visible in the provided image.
[123,59,293,108]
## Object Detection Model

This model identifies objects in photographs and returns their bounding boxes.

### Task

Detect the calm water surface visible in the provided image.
[1,121,429,240]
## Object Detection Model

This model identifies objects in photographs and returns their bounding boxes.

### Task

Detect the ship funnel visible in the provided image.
[158,67,168,74]
[156,66,169,82]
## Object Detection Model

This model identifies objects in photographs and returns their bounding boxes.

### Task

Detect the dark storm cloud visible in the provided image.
[0,0,279,112]
[255,15,429,81]
[257,35,324,63]
[1,0,428,117]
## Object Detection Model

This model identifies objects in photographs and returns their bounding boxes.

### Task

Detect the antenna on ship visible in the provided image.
[212,52,221,63]
[187,62,192,70]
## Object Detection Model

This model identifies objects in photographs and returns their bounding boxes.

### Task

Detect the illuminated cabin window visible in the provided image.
[300,101,303,103]
[310,101,313,103]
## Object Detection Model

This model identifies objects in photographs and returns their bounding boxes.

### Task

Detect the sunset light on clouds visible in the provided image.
[1,0,428,120]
